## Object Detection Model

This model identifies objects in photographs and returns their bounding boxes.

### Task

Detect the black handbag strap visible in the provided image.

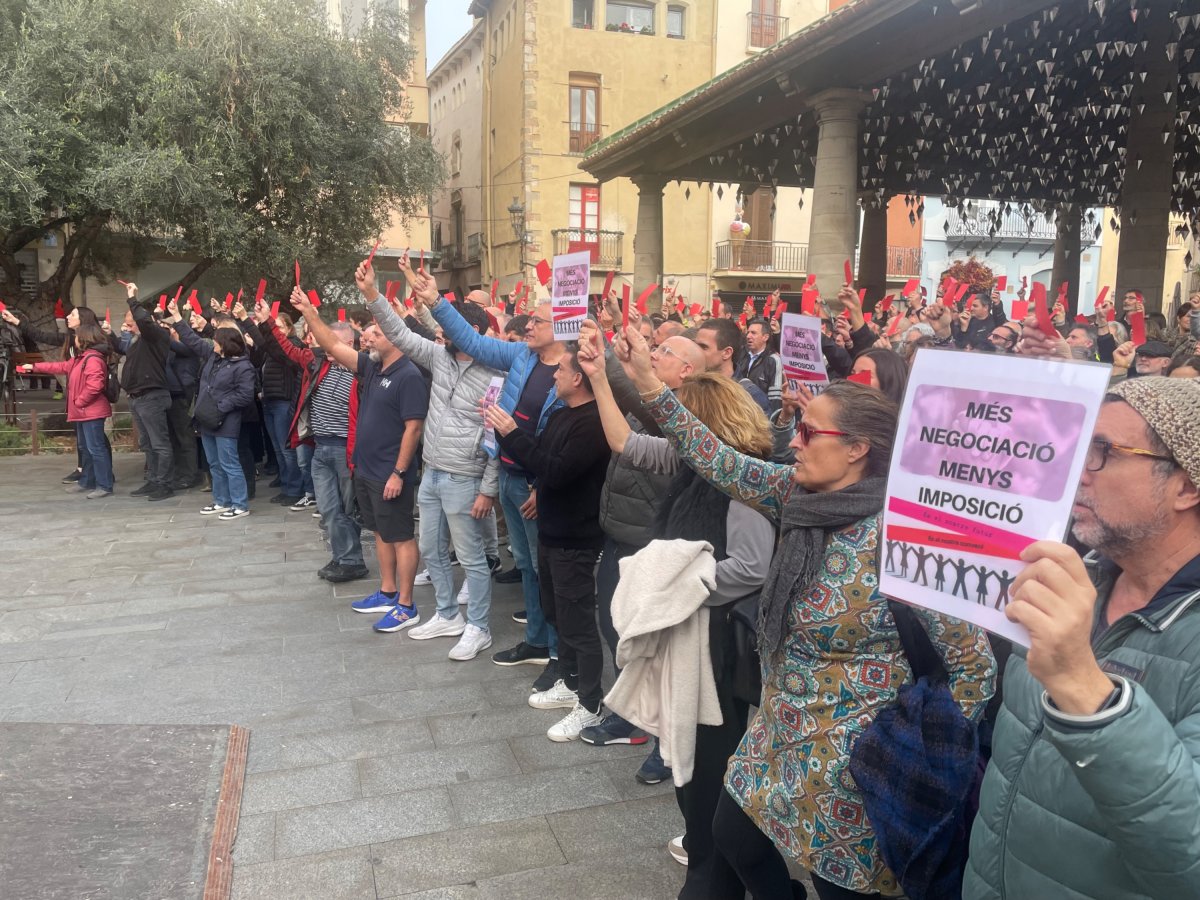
[888,599,948,685]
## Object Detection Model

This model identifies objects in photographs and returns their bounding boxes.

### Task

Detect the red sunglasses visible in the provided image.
[797,420,848,445]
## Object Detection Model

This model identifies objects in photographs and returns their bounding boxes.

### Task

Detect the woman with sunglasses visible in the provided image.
[611,322,995,900]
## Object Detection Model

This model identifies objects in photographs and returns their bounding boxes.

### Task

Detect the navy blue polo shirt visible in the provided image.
[352,352,428,483]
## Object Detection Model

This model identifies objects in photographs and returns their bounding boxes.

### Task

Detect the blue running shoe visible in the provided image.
[351,590,396,614]
[373,603,421,633]
[580,712,650,746]
[635,739,672,785]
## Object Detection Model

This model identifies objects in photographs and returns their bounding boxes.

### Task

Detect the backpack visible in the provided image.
[91,350,121,404]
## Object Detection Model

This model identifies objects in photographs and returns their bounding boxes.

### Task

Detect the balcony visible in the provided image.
[946,200,1097,244]
[887,246,922,278]
[551,228,623,269]
[438,245,456,270]
[466,232,482,263]
[747,12,788,50]
[715,239,807,274]
[569,126,601,154]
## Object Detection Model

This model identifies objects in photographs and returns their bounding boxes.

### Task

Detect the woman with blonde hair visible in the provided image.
[611,321,995,900]
[577,321,776,900]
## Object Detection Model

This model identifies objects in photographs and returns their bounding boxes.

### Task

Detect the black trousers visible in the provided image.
[166,393,198,484]
[537,542,602,712]
[129,389,173,487]
[595,537,639,667]
[712,791,882,900]
[677,608,752,900]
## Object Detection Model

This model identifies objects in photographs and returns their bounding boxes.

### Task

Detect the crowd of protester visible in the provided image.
[4,263,1200,900]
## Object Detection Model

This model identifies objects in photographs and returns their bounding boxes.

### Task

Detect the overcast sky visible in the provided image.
[426,3,476,72]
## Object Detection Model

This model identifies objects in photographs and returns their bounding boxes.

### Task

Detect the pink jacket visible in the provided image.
[30,350,112,422]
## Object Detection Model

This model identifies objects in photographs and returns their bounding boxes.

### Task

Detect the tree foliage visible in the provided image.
[0,0,444,318]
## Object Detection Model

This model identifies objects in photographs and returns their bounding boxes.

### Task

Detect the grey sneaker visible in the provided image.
[86,489,113,499]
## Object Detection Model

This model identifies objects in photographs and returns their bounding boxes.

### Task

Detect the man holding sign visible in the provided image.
[551,251,590,341]
[966,376,1200,899]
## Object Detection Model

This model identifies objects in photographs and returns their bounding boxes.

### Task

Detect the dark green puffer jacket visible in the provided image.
[965,553,1200,899]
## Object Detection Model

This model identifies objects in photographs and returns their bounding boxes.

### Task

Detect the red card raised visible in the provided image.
[774,300,787,320]
[952,283,970,308]
[174,285,184,304]
[419,249,425,274]
[307,289,321,309]
[863,311,873,324]
[365,241,380,269]
[1094,285,1109,308]
[384,281,399,303]
[690,303,702,317]
[1106,307,1116,322]
[880,294,895,312]
[857,288,867,304]
[445,292,458,304]
[54,299,65,319]
[901,278,919,297]
[294,261,301,287]
[188,291,202,316]
[737,313,747,328]
[995,276,1007,293]
[337,308,346,322]
[103,306,108,323]
[1011,300,1030,321]
[602,271,616,301]
[1074,314,1090,324]
[801,288,818,316]
[1129,310,1146,346]
[847,371,873,385]
[225,292,234,311]
[270,301,281,318]
[255,279,267,305]
[158,295,168,312]
[536,259,552,287]
[514,280,524,298]
[636,284,657,315]
[1030,282,1056,336]
[622,284,631,329]
[844,259,854,286]
[939,276,956,299]
[712,296,720,318]
[490,280,498,303]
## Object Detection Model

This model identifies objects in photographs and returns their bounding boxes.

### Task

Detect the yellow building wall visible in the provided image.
[1096,209,1192,310]
[479,0,716,299]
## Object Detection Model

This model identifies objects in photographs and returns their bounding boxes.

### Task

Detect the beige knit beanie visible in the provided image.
[1109,376,1200,486]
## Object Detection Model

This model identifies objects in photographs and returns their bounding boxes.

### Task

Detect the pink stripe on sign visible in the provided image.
[888,496,1035,559]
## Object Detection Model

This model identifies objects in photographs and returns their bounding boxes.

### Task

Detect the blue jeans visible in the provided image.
[499,468,556,654]
[311,441,363,566]
[76,419,113,492]
[200,433,248,509]
[418,469,492,629]
[263,400,301,496]
[296,442,315,497]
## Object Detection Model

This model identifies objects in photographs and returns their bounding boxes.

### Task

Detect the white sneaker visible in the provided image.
[413,568,432,586]
[219,508,250,520]
[407,611,466,641]
[449,624,493,661]
[200,504,232,515]
[528,678,578,710]
[547,702,603,742]
[456,580,470,605]
[668,835,688,866]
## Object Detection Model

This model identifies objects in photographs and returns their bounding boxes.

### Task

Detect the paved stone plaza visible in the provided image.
[0,452,688,899]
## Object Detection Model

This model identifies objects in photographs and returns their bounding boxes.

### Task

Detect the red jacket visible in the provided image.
[266,320,359,467]
[30,350,112,422]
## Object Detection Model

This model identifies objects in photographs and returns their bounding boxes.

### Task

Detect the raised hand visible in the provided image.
[355,260,378,300]
[1112,340,1136,369]
[290,286,313,314]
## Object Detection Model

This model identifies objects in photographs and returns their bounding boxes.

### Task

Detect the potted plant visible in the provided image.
[606,22,619,31]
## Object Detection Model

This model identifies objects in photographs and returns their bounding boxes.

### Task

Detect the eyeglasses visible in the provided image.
[797,419,849,446]
[526,315,550,327]
[654,344,683,361]
[1084,439,1174,473]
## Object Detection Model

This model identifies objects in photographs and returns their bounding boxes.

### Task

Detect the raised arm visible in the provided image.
[615,322,794,520]
[576,320,632,453]
[290,287,359,370]
[126,283,168,348]
[166,302,215,361]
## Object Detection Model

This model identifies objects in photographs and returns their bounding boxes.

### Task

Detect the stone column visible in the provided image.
[1051,204,1082,318]
[631,175,666,313]
[807,88,868,308]
[1115,11,1179,314]
[858,198,888,308]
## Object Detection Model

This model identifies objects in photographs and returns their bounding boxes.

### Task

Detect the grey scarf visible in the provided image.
[758,475,888,655]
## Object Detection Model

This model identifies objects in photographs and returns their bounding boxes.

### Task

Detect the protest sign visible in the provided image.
[880,350,1110,646]
[551,251,590,340]
[481,375,505,454]
[779,312,830,393]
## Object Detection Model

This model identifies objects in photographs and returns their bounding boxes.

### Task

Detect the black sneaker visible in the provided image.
[147,486,175,501]
[317,561,339,580]
[491,641,550,667]
[487,556,502,574]
[512,610,528,625]
[449,550,460,567]
[62,469,82,484]
[130,482,156,496]
[495,567,523,584]
[272,493,302,505]
[531,658,561,693]
[324,563,369,584]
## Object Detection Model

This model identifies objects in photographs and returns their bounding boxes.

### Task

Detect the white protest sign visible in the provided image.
[551,251,591,341]
[779,312,830,393]
[481,375,505,454]
[880,350,1110,646]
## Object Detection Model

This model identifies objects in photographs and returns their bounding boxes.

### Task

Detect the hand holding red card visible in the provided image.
[1030,283,1057,337]
[602,271,616,302]
[536,259,552,287]
[294,261,301,288]
[1129,310,1146,346]
[307,289,321,309]
[995,276,1007,293]
[270,301,281,319]
[255,279,267,305]
[844,259,854,287]
[621,284,631,329]
[636,284,657,315]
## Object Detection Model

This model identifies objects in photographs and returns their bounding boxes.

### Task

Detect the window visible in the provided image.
[606,1,654,33]
[667,5,684,38]
[749,0,785,47]
[569,184,601,231]
[451,134,462,177]
[572,0,594,28]
[568,73,601,152]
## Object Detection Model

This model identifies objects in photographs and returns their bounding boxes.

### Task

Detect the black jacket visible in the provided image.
[497,400,611,550]
[166,339,200,398]
[120,298,170,395]
[242,319,298,403]
[175,318,255,438]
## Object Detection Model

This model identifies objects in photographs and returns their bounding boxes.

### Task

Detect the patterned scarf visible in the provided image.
[758,475,888,655]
